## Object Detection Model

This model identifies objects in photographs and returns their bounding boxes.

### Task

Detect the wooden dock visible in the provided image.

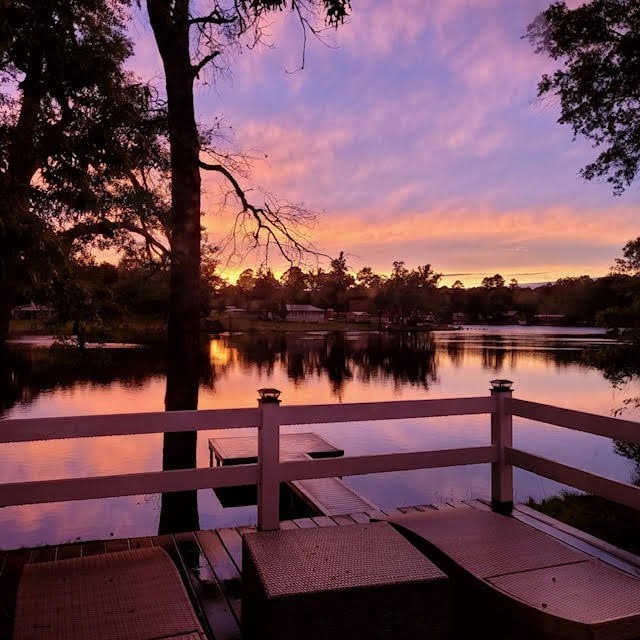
[208,432,344,466]
[208,433,377,517]
[3,500,639,640]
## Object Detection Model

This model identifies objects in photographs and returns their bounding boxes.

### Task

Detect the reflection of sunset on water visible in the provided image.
[1,328,637,547]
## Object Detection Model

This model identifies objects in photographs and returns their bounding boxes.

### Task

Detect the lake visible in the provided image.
[1,325,638,549]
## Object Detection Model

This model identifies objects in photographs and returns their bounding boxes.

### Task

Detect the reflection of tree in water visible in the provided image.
[0,344,168,416]
[225,331,437,395]
[613,441,640,485]
[320,333,353,396]
[584,340,640,483]
[585,341,640,394]
[352,332,437,390]
[481,335,506,371]
[230,333,288,377]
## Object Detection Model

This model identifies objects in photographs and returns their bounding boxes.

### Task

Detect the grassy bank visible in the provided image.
[527,491,640,556]
[215,316,454,333]
[9,317,167,345]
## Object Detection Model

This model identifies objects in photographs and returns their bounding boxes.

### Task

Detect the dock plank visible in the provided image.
[312,516,338,527]
[174,532,240,640]
[129,536,153,550]
[105,538,130,553]
[291,517,318,528]
[217,528,244,573]
[195,530,243,623]
[56,542,83,560]
[29,547,57,563]
[464,498,492,511]
[81,540,107,556]
[348,512,371,524]
[398,506,421,514]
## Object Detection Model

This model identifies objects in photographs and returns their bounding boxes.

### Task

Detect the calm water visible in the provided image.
[1,326,638,548]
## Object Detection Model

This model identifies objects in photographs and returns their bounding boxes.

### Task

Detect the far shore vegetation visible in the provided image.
[10,244,640,347]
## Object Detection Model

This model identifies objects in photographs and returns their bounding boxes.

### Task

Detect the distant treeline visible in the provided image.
[16,252,640,330]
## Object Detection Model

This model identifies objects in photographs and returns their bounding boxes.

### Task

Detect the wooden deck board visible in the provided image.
[312,515,338,527]
[330,514,357,525]
[105,538,130,553]
[174,531,241,640]
[208,432,344,465]
[56,542,83,560]
[216,528,244,573]
[4,501,640,640]
[129,536,153,550]
[291,517,318,528]
[348,511,371,524]
[81,540,107,556]
[195,530,243,623]
[30,546,57,563]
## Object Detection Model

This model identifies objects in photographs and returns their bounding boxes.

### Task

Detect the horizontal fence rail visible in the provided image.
[0,408,261,443]
[508,448,640,512]
[279,396,495,426]
[2,387,640,531]
[279,446,497,482]
[509,398,640,444]
[0,464,259,507]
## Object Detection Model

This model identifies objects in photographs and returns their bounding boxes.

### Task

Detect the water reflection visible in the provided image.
[224,332,438,396]
[2,327,638,548]
[2,329,616,415]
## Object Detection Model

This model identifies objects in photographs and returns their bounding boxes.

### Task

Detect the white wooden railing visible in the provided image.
[1,380,640,530]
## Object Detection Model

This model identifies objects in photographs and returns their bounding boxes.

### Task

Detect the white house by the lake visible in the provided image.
[285,304,325,323]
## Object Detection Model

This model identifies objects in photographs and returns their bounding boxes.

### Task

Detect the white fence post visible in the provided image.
[257,388,281,530]
[490,379,513,514]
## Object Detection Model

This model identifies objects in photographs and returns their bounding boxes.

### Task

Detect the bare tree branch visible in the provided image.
[192,51,221,77]
[61,219,170,258]
[199,157,322,266]
[189,10,236,26]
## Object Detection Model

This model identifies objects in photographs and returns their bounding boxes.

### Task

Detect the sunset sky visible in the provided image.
[130,1,640,287]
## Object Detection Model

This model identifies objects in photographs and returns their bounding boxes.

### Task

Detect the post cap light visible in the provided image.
[258,388,281,403]
[490,379,513,391]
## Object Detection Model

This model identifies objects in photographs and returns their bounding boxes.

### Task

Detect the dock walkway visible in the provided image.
[2,501,639,640]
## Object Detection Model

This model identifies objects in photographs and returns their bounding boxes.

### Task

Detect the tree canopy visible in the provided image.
[526,0,640,194]
[0,0,170,340]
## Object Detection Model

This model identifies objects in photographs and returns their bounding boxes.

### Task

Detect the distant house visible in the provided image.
[223,306,246,315]
[11,302,52,320]
[346,311,370,324]
[285,304,325,323]
[533,314,566,325]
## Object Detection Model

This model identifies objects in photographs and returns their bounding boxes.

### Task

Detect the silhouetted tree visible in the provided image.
[527,1,640,194]
[145,0,350,532]
[0,0,171,342]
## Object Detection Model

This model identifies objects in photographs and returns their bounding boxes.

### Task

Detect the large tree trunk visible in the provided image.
[148,0,201,534]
